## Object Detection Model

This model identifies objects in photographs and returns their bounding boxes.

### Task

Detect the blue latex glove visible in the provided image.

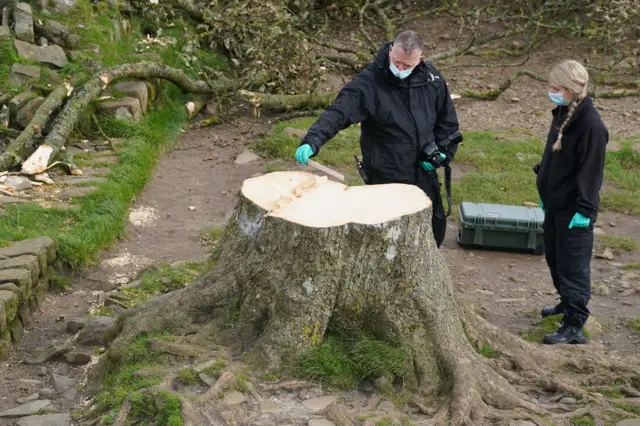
[295,144,314,164]
[568,212,590,229]
[421,153,447,171]
[538,198,544,210]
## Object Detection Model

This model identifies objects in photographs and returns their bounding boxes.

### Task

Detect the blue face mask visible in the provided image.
[390,61,413,80]
[548,91,570,106]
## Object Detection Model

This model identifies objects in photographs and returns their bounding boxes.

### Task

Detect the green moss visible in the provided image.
[96,333,171,416]
[628,317,640,333]
[523,314,563,343]
[571,416,595,426]
[122,263,202,307]
[200,227,225,248]
[375,418,394,426]
[297,332,409,389]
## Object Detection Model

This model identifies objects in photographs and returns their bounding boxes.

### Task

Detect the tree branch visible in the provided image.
[0,83,71,172]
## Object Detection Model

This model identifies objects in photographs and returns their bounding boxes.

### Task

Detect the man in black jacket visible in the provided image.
[294,30,462,247]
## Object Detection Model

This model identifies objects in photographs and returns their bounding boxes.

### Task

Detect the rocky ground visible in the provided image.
[0,4,639,426]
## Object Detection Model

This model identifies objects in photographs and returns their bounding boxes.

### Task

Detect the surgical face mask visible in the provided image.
[548,91,570,106]
[389,61,413,80]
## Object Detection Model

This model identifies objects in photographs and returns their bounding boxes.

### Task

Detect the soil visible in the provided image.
[1,14,639,425]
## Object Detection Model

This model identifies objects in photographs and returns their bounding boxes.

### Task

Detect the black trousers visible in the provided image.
[367,170,447,248]
[543,210,594,328]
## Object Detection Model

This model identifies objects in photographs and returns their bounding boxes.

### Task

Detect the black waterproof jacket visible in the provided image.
[535,96,608,220]
[300,41,462,184]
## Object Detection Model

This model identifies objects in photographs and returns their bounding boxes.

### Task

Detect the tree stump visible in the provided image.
[106,171,640,425]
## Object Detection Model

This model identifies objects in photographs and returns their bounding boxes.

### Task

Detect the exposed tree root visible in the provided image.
[99,172,640,426]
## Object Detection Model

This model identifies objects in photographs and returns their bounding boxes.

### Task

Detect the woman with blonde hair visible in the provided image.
[533,59,609,345]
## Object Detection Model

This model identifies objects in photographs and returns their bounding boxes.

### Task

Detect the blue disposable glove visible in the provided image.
[295,144,314,164]
[568,212,590,229]
[421,153,447,171]
[538,198,544,210]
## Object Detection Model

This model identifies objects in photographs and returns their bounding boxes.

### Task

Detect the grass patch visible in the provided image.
[628,317,640,333]
[615,402,640,416]
[178,367,199,385]
[523,314,563,343]
[297,331,409,389]
[250,117,361,178]
[0,83,189,268]
[622,262,640,270]
[478,344,497,358]
[601,142,640,214]
[596,234,639,253]
[201,360,226,378]
[49,274,72,292]
[571,416,595,426]
[0,35,37,95]
[96,332,176,423]
[122,263,201,307]
[598,388,625,399]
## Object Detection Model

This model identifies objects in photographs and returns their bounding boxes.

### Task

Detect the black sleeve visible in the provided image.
[300,72,371,155]
[575,125,608,219]
[433,77,462,163]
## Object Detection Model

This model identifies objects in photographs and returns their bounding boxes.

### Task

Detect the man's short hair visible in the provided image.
[393,30,424,55]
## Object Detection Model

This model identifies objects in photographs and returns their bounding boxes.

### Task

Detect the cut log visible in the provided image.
[0,83,71,172]
[0,62,238,172]
[104,170,640,424]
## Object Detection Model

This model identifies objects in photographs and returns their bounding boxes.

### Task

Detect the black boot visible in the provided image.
[540,303,563,318]
[543,324,587,345]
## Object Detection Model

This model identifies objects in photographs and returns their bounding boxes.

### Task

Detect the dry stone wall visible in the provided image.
[0,237,57,360]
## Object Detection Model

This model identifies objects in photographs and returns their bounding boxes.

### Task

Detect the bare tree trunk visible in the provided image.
[104,171,640,425]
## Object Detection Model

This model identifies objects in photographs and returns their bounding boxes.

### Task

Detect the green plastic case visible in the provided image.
[457,202,545,255]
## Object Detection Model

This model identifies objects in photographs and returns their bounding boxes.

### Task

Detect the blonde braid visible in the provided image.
[552,99,579,152]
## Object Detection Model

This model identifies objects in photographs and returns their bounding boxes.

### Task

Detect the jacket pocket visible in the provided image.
[368,138,417,182]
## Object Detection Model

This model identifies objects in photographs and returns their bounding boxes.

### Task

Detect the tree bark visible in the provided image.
[239,90,337,112]
[0,83,71,172]
[104,171,640,424]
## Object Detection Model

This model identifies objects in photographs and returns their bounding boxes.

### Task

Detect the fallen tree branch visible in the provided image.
[440,56,531,71]
[462,69,640,101]
[0,83,71,172]
[0,126,20,138]
[358,0,377,54]
[13,62,238,174]
[371,0,394,40]
[185,94,209,118]
[462,70,547,100]
[239,90,337,112]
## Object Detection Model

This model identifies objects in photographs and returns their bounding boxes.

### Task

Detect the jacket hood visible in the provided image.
[372,41,435,87]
